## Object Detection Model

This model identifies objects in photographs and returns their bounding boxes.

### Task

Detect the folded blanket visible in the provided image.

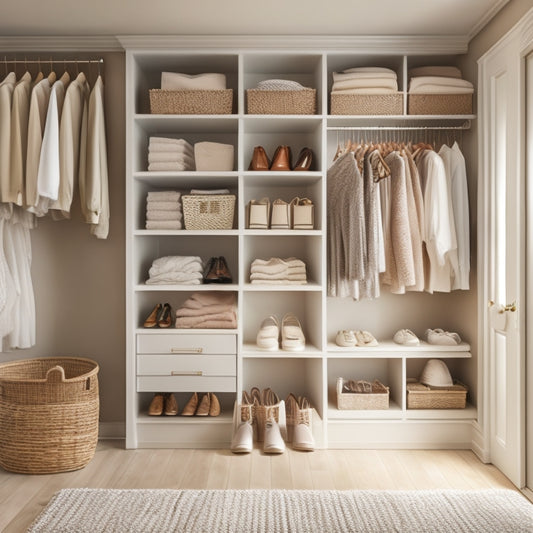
[146,201,181,211]
[250,272,307,281]
[175,303,236,317]
[149,137,194,150]
[332,78,398,91]
[148,162,194,172]
[149,256,203,277]
[250,279,307,285]
[145,220,183,230]
[408,66,462,79]
[409,85,474,94]
[409,76,473,92]
[146,272,203,284]
[161,72,227,91]
[181,291,236,309]
[175,310,237,328]
[189,189,231,195]
[148,152,196,164]
[255,79,307,91]
[333,71,397,82]
[331,88,401,95]
[149,143,194,155]
[147,191,181,201]
[250,257,306,275]
[341,67,397,75]
[146,210,183,221]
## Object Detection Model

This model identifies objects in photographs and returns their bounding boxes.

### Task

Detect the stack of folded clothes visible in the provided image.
[254,79,310,91]
[175,292,237,329]
[145,190,183,230]
[147,136,195,172]
[331,67,399,94]
[250,257,307,285]
[145,256,203,285]
[408,66,474,95]
[161,72,227,91]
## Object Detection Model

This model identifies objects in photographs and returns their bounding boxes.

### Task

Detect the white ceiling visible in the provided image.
[0,0,509,39]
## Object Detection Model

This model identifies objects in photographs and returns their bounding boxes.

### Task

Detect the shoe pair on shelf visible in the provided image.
[148,393,179,416]
[393,329,420,346]
[248,197,314,230]
[425,328,462,345]
[203,256,232,284]
[335,330,378,347]
[248,146,314,171]
[256,313,305,351]
[144,303,172,328]
[182,392,221,416]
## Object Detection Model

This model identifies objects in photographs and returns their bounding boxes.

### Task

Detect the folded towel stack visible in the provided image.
[250,257,307,285]
[255,79,309,91]
[161,72,227,91]
[175,291,237,329]
[408,66,474,94]
[145,190,183,230]
[146,255,203,285]
[331,67,399,95]
[147,136,195,172]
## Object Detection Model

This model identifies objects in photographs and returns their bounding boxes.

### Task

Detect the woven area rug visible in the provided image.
[27,488,533,532]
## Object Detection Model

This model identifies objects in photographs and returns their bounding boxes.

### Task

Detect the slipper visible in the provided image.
[256,315,279,350]
[335,330,356,347]
[281,312,305,351]
[393,329,419,346]
[354,330,378,347]
[426,328,461,345]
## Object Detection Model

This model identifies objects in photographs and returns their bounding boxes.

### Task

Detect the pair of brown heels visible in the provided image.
[144,303,172,328]
[182,392,221,416]
[148,393,179,416]
[249,146,313,171]
[203,256,232,284]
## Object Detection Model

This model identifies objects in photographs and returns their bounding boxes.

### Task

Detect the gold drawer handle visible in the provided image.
[170,371,203,376]
[170,348,203,353]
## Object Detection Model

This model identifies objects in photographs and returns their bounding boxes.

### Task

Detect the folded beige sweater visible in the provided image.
[175,310,237,328]
[181,291,236,310]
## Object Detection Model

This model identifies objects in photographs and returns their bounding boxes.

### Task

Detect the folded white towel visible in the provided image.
[146,271,203,284]
[161,72,227,90]
[255,79,306,91]
[148,143,194,155]
[145,220,183,230]
[147,191,181,201]
[146,201,182,211]
[408,66,462,79]
[331,88,400,95]
[409,76,473,92]
[333,71,397,82]
[342,67,397,75]
[149,256,203,277]
[146,210,183,221]
[189,188,231,195]
[149,137,194,150]
[148,162,193,172]
[148,152,196,164]
[332,78,398,92]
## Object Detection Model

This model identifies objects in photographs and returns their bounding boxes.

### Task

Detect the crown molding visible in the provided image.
[0,35,122,51]
[467,0,511,41]
[117,34,469,54]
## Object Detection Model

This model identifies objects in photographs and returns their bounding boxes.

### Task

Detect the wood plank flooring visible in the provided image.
[1,440,519,532]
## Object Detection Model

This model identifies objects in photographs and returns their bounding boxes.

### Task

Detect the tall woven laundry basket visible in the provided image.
[0,357,99,474]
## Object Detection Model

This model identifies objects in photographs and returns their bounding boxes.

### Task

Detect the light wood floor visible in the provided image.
[1,440,519,532]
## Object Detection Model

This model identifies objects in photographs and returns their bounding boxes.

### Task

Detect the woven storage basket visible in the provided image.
[246,89,317,115]
[406,380,468,409]
[182,194,236,230]
[330,93,403,115]
[0,357,99,474]
[149,89,233,114]
[408,93,473,115]
[337,377,390,410]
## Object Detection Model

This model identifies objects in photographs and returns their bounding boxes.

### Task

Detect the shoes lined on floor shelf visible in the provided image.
[143,303,173,328]
[248,197,314,229]
[256,312,305,351]
[335,330,378,347]
[393,328,462,346]
[248,146,314,172]
[148,392,221,416]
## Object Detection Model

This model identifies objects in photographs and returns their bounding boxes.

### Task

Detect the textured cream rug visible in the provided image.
[28,488,532,532]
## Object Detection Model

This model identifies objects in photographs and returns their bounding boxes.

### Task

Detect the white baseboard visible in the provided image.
[99,421,126,440]
[470,421,490,463]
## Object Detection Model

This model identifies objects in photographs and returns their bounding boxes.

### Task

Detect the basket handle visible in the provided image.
[46,365,66,383]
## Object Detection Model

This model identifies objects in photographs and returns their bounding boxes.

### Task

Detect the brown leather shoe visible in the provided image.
[216,256,232,283]
[248,146,270,171]
[196,393,211,416]
[293,147,313,171]
[209,393,221,416]
[181,392,198,416]
[148,393,164,416]
[270,146,291,171]
[164,393,178,416]
[203,257,219,283]
[143,303,161,328]
[157,303,172,328]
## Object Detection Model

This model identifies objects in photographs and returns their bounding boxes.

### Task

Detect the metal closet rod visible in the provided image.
[2,58,104,64]
[327,121,471,131]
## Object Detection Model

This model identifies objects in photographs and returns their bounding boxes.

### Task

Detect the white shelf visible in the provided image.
[134,283,238,292]
[134,114,239,133]
[244,229,322,236]
[137,412,233,424]
[134,229,239,236]
[242,343,323,358]
[243,282,322,292]
[404,403,477,420]
[328,400,403,420]
[135,328,238,335]
[327,341,471,357]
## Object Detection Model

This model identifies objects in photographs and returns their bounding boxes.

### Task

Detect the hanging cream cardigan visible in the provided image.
[0,72,16,205]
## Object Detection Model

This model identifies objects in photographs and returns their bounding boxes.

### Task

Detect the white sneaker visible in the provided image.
[256,315,279,351]
[230,421,253,454]
[393,329,419,346]
[425,328,461,345]
[292,423,315,452]
[263,418,285,454]
[354,330,378,347]
[335,330,356,347]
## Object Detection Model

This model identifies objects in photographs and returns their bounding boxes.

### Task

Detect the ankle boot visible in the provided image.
[164,393,178,416]
[209,393,221,416]
[196,393,211,416]
[270,146,291,171]
[181,392,198,416]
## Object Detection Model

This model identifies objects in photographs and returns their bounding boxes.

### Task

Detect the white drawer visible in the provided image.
[137,333,236,355]
[137,376,236,393]
[137,354,236,376]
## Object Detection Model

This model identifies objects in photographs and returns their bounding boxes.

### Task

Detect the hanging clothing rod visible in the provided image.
[2,58,103,64]
[327,121,471,131]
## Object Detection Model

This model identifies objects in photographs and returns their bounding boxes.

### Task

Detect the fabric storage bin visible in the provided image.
[336,377,389,410]
[194,142,234,171]
[406,380,468,409]
[0,357,99,474]
[330,93,403,115]
[408,93,473,115]
[149,89,233,114]
[182,194,236,230]
[246,88,317,115]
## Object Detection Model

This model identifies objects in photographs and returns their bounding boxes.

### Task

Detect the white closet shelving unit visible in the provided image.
[123,37,476,449]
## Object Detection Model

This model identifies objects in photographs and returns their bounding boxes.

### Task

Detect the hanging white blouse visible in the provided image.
[51,72,90,219]
[26,73,55,212]
[0,72,16,205]
[80,75,109,239]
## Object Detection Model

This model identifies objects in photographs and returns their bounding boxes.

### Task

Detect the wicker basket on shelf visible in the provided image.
[330,93,403,115]
[408,93,473,115]
[182,194,236,230]
[0,357,99,474]
[149,89,233,114]
[406,380,468,409]
[246,88,317,115]
[336,377,390,410]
